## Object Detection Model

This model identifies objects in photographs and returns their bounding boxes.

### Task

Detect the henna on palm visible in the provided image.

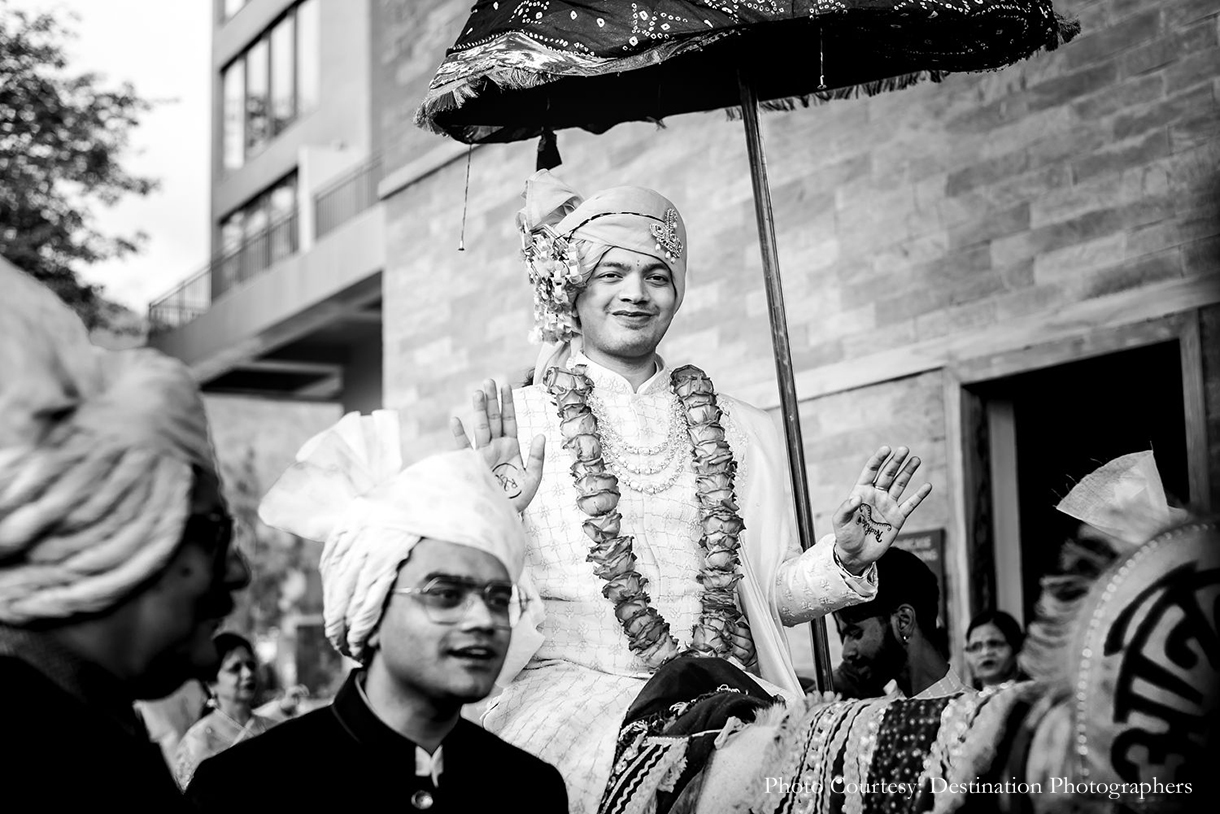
[493,462,524,499]
[856,503,893,543]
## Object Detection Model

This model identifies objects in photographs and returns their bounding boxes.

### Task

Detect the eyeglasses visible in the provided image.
[393,576,524,630]
[964,639,1010,654]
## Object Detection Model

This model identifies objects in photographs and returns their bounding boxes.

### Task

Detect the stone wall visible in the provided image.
[379,0,1218,461]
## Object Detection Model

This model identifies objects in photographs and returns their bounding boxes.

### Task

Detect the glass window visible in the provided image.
[216,172,299,288]
[296,0,319,114]
[245,38,270,156]
[219,211,244,292]
[268,176,296,222]
[270,15,295,135]
[268,176,297,261]
[221,211,245,250]
[222,58,245,171]
[221,1,317,162]
[244,196,269,242]
[243,195,269,278]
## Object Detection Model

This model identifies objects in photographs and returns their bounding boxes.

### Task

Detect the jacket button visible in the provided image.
[411,790,434,810]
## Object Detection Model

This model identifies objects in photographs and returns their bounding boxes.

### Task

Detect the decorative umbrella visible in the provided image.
[415,0,1078,691]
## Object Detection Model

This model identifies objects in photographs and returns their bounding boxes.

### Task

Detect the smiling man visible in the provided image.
[451,170,934,812]
[0,262,250,811]
[185,419,566,814]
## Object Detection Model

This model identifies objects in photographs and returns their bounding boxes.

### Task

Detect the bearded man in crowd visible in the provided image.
[834,546,965,700]
[451,170,934,812]
[0,260,250,810]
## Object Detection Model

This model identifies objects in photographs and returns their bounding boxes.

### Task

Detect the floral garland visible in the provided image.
[544,363,752,670]
[521,223,583,344]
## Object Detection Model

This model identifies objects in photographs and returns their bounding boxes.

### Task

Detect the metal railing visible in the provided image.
[148,209,299,332]
[147,152,385,333]
[148,266,211,330]
[315,154,383,240]
[214,210,300,297]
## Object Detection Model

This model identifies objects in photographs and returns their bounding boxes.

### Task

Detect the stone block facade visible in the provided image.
[376,0,1220,651]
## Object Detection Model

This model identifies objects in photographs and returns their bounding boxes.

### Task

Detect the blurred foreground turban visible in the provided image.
[259,411,526,663]
[519,169,689,382]
[0,260,215,624]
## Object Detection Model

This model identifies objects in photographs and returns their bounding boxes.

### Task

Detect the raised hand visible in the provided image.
[451,379,546,513]
[831,446,932,574]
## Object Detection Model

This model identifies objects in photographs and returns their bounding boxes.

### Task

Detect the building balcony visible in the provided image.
[147,152,385,411]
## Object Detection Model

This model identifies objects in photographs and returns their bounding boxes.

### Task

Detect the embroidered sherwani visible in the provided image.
[484,354,877,813]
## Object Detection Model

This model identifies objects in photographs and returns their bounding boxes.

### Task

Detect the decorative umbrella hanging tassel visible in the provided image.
[458,144,472,252]
[536,129,561,171]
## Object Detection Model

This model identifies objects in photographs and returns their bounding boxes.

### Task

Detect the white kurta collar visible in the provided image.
[569,350,671,395]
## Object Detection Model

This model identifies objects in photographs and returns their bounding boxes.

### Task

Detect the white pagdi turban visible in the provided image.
[258,411,526,664]
[519,170,689,384]
[0,260,215,624]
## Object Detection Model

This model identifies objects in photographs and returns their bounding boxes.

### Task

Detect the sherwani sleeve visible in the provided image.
[728,396,878,625]
[775,532,877,625]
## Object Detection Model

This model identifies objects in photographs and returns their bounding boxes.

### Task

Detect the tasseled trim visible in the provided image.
[415,11,1082,140]
[724,70,946,120]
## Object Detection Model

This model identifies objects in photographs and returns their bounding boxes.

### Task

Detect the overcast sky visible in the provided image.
[11,0,212,311]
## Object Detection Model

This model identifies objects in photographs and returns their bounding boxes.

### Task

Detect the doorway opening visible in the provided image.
[966,341,1191,623]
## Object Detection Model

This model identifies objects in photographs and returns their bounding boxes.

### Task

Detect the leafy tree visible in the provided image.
[0,2,156,328]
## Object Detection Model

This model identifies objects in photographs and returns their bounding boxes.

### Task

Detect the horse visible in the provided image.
[686,517,1217,814]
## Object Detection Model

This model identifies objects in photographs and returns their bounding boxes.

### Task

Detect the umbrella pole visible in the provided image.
[737,70,834,695]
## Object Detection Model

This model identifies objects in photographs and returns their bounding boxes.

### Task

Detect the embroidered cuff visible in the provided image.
[775,534,877,625]
[833,544,878,595]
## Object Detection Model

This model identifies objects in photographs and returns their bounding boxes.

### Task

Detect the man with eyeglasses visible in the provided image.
[0,262,251,811]
[186,416,567,813]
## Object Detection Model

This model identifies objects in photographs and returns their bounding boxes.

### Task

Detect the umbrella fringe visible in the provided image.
[723,12,1080,121]
[414,67,558,134]
[724,70,944,119]
[416,10,1083,136]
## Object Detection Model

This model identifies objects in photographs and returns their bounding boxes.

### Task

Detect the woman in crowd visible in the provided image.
[174,633,278,788]
[964,609,1025,688]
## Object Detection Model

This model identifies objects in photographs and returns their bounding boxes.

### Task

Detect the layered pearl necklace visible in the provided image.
[587,390,687,494]
[545,362,753,669]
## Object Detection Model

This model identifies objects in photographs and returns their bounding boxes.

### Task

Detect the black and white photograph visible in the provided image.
[1,1,1216,812]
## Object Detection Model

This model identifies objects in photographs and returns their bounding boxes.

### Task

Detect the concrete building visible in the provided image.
[149,0,384,413]
[151,0,1220,674]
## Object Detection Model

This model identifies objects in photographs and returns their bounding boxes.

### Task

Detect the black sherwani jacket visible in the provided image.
[0,628,192,813]
[187,671,568,813]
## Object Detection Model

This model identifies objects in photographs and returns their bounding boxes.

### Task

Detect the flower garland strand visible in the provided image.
[544,363,752,669]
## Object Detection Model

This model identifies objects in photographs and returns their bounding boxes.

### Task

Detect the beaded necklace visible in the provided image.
[544,362,752,669]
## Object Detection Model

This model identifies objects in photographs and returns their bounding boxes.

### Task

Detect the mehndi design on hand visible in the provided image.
[493,462,524,499]
[856,504,893,543]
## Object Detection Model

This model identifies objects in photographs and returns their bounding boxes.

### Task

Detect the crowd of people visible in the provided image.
[0,167,1184,813]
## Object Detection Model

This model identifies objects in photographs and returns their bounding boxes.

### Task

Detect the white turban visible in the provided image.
[519,170,689,384]
[258,411,527,664]
[0,260,216,624]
